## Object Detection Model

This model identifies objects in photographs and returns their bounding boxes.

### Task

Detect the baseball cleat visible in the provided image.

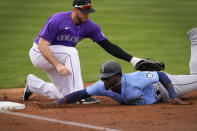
[23,75,33,101]
[77,97,99,104]
[187,27,197,40]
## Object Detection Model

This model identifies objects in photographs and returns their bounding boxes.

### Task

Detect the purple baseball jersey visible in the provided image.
[35,11,106,47]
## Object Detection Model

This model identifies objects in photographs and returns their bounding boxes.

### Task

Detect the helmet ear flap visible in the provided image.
[99,60,122,79]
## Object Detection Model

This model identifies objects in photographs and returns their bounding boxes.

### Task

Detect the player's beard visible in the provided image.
[76,14,83,25]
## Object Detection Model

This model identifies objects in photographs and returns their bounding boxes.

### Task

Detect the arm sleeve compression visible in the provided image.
[97,39,132,62]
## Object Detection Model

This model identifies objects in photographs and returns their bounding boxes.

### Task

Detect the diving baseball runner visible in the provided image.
[23,0,153,103]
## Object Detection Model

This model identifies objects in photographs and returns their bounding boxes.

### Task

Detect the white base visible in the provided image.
[0,101,25,110]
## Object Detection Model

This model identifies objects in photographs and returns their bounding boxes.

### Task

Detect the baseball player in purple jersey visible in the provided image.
[23,0,152,103]
[33,27,197,107]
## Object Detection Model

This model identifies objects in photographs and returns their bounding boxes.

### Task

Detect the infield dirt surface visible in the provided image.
[1,83,197,131]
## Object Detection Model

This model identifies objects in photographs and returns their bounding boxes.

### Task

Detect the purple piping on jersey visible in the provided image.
[32,47,76,92]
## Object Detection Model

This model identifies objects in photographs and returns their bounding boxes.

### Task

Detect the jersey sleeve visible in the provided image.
[87,21,106,42]
[38,15,59,43]
[85,80,106,96]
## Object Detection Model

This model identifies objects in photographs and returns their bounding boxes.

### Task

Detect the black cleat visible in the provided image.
[23,85,32,101]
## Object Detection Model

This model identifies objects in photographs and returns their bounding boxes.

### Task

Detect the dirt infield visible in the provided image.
[1,84,197,131]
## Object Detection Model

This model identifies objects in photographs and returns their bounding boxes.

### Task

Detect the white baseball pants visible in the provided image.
[28,43,84,99]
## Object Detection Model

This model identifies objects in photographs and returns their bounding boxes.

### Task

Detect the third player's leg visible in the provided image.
[188,28,197,75]
[167,28,197,97]
[167,74,197,97]
[153,28,197,101]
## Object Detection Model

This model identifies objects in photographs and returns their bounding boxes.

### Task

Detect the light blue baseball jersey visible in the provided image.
[35,11,106,47]
[86,71,159,105]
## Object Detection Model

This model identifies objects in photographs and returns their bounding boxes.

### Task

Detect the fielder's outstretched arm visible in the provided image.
[97,39,164,69]
[97,39,140,64]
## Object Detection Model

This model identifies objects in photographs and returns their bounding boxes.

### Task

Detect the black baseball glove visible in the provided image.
[135,58,165,71]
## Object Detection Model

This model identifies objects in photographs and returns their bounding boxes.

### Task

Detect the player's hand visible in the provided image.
[172,98,190,105]
[55,63,71,76]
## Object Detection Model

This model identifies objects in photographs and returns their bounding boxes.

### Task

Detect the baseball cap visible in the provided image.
[99,60,122,79]
[73,0,95,14]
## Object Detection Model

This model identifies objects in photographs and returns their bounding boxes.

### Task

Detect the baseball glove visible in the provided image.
[135,58,165,71]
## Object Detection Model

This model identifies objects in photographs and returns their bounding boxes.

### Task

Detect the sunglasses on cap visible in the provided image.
[74,4,93,10]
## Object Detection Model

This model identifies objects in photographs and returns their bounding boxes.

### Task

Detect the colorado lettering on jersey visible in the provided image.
[57,35,83,43]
